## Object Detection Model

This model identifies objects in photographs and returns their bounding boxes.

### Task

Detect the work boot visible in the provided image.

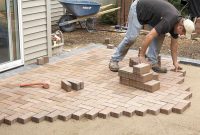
[152,64,167,73]
[109,60,119,72]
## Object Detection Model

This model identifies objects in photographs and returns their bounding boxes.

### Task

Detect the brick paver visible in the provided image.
[0,46,192,125]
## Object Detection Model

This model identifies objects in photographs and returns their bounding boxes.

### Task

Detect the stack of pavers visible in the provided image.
[61,78,84,92]
[119,63,160,92]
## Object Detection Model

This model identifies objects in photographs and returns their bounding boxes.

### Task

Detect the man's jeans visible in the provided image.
[111,0,142,62]
[147,31,165,65]
[111,0,165,65]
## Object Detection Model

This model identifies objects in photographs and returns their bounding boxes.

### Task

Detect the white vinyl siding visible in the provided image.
[51,0,64,25]
[22,0,50,64]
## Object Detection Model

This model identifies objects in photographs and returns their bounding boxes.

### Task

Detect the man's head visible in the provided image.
[175,18,195,39]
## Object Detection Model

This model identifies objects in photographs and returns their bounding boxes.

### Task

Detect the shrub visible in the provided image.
[99,6,118,25]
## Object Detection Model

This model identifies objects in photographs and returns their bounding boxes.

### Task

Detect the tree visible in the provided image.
[169,0,188,16]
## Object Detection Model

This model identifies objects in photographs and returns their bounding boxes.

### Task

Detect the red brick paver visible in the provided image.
[0,46,192,125]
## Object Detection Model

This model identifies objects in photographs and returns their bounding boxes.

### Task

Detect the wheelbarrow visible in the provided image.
[58,0,120,32]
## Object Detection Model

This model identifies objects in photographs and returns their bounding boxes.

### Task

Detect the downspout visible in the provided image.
[46,0,52,57]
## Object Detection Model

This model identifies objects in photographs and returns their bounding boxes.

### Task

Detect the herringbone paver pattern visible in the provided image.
[0,46,192,125]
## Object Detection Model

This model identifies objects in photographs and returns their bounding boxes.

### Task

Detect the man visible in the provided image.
[109,0,195,73]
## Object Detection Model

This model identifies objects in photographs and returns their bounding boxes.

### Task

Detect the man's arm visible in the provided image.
[139,28,158,63]
[170,37,182,71]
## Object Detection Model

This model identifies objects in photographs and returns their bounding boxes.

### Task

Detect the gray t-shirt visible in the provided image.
[136,0,181,38]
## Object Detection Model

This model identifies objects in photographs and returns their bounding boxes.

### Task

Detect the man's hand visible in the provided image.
[173,62,183,72]
[138,56,148,64]
[170,37,181,72]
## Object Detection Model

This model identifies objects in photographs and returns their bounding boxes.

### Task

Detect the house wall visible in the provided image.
[51,0,64,25]
[22,0,51,64]
[51,0,117,25]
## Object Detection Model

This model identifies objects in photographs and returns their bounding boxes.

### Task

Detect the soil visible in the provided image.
[54,24,200,60]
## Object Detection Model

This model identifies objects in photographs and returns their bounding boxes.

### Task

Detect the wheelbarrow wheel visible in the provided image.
[59,15,76,32]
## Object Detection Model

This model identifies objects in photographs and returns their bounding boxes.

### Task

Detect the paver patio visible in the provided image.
[0,44,192,125]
